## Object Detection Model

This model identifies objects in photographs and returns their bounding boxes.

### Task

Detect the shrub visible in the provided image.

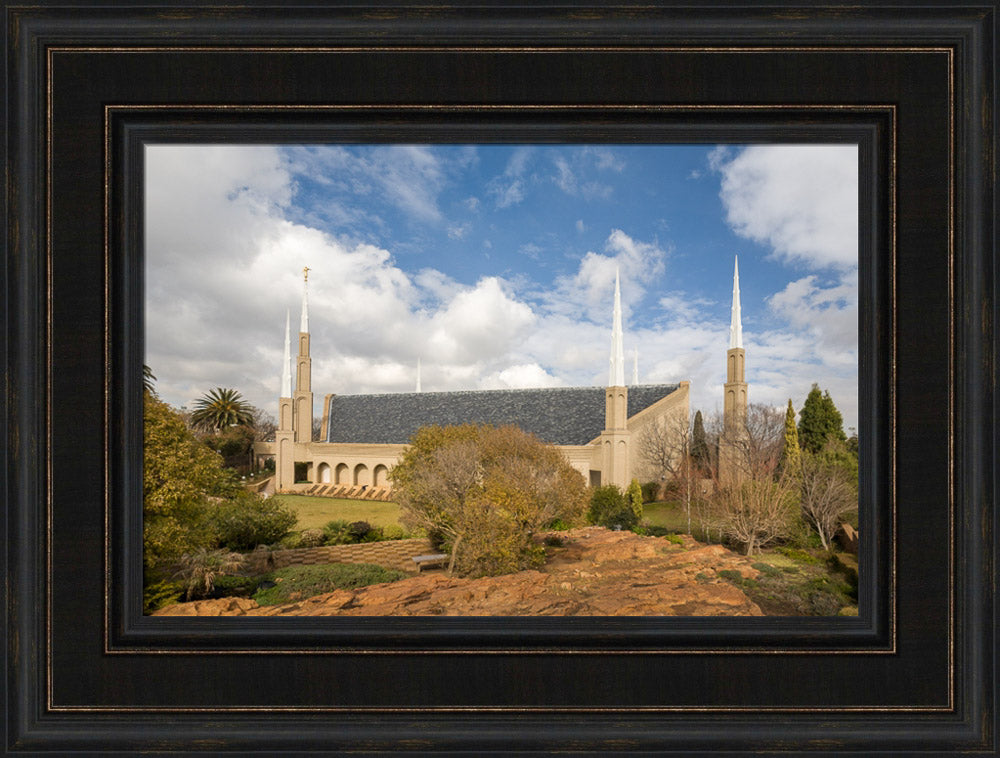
[322,519,354,545]
[298,528,326,548]
[640,481,660,503]
[207,491,298,551]
[777,546,822,565]
[380,524,408,541]
[664,533,684,546]
[587,485,638,530]
[348,520,372,539]
[752,562,782,577]
[210,574,263,598]
[717,568,749,585]
[143,577,183,614]
[626,478,644,522]
[252,563,406,605]
[172,548,244,601]
[391,423,588,576]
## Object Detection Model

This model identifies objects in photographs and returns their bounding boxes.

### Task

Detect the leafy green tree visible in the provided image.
[391,424,587,576]
[206,490,298,551]
[797,384,847,454]
[190,387,255,432]
[691,410,710,469]
[781,399,802,476]
[144,394,238,570]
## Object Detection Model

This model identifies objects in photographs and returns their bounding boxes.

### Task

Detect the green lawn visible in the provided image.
[273,495,403,530]
[643,500,721,543]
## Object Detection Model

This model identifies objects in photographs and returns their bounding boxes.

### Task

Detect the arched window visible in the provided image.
[317,462,331,483]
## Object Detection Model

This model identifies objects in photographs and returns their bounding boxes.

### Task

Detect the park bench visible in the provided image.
[411,553,449,572]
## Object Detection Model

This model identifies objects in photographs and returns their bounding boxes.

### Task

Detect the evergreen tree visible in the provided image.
[781,399,802,476]
[626,478,644,523]
[691,410,709,469]
[797,384,847,454]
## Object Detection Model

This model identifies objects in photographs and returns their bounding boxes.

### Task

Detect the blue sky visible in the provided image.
[145,143,859,430]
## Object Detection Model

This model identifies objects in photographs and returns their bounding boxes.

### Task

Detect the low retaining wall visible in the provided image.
[244,538,434,574]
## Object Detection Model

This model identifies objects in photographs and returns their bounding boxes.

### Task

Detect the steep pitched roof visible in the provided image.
[325,384,680,446]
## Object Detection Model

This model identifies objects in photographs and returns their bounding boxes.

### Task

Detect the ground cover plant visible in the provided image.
[640,499,857,615]
[251,563,406,605]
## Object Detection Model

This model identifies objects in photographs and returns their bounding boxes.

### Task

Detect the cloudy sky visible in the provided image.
[144,143,859,431]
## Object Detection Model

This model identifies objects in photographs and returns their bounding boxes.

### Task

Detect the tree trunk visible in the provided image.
[447,533,463,574]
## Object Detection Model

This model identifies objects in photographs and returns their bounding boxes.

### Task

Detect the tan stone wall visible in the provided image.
[257,384,692,494]
[244,538,434,574]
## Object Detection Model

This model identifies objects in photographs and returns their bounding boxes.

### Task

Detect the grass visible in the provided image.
[252,563,406,605]
[642,501,712,541]
[273,495,403,530]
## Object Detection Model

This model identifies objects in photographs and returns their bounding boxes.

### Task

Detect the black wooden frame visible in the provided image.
[4,2,996,755]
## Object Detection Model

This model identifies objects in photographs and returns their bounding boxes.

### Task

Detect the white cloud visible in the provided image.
[480,363,564,390]
[542,229,668,323]
[487,147,533,209]
[426,277,536,365]
[712,144,858,269]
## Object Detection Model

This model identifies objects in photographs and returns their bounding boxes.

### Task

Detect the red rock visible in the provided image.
[154,528,764,617]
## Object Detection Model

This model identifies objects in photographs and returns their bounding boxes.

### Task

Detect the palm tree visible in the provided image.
[142,364,156,395]
[190,387,254,432]
[173,548,245,601]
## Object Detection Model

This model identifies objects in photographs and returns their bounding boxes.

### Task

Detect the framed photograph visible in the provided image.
[4,2,995,754]
[142,140,862,621]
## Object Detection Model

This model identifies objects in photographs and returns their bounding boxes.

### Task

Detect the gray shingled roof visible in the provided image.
[325,384,680,445]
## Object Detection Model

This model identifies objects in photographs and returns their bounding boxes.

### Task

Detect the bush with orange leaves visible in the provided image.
[390,424,588,577]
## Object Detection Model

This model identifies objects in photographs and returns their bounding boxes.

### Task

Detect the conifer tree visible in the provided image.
[781,399,802,476]
[797,384,847,454]
[691,410,709,469]
[627,478,644,523]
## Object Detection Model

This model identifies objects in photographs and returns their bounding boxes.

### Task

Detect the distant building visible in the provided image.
[254,261,747,494]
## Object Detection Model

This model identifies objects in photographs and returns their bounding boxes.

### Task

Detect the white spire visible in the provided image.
[729,255,743,349]
[632,347,639,385]
[280,309,292,397]
[416,358,422,393]
[609,267,626,386]
[300,266,310,333]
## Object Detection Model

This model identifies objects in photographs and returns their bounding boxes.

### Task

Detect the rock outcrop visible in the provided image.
[154,527,763,617]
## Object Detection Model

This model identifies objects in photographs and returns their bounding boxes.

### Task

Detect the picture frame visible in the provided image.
[3,2,995,754]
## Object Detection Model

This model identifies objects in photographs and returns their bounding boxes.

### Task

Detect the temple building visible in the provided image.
[255,261,749,496]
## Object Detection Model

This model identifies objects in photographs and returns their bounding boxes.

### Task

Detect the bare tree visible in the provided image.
[395,439,484,573]
[637,411,694,533]
[708,470,796,555]
[719,403,785,479]
[248,406,277,443]
[799,453,858,550]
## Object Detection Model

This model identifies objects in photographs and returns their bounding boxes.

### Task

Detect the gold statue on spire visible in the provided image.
[303,266,310,282]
